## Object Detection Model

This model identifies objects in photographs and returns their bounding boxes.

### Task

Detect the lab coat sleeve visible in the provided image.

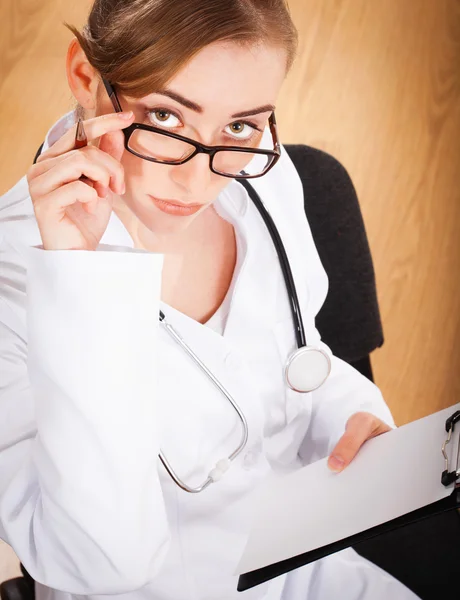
[298,339,396,466]
[0,244,171,595]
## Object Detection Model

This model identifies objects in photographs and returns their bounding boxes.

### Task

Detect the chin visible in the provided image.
[138,200,207,236]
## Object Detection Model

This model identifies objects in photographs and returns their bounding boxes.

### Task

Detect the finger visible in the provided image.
[30,148,92,178]
[96,129,127,192]
[327,412,391,472]
[97,128,126,167]
[34,180,99,215]
[31,146,125,195]
[31,147,125,198]
[30,152,112,200]
[29,153,102,198]
[36,111,134,162]
[30,155,104,201]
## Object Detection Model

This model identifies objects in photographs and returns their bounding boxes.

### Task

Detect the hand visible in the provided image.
[27,111,135,251]
[327,411,392,472]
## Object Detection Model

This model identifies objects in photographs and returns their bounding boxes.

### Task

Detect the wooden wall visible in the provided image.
[279,0,460,426]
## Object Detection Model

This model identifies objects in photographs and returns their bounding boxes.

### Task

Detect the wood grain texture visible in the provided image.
[0,0,459,577]
[278,0,460,425]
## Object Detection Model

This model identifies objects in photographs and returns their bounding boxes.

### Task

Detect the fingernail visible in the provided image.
[328,455,345,472]
[119,111,133,120]
[122,182,126,194]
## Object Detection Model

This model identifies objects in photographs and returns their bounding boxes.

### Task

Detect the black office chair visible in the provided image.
[1,144,458,600]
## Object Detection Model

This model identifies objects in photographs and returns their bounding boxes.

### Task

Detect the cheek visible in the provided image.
[120,151,231,206]
[121,151,164,185]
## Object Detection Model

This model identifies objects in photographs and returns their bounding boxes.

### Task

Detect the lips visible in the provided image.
[156,197,201,208]
[148,194,204,216]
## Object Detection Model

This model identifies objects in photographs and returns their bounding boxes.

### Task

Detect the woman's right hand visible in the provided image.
[27,111,135,251]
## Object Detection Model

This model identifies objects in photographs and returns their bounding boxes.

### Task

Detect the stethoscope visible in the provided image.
[33,146,331,493]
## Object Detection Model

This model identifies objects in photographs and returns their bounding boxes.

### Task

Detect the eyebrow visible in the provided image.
[153,88,275,118]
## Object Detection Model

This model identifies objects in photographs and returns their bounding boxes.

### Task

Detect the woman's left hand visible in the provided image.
[327,411,392,472]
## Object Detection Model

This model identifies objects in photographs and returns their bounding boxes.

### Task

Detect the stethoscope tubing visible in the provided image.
[236,179,307,349]
[158,314,249,493]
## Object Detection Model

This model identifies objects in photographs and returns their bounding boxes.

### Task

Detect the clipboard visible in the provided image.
[237,407,460,592]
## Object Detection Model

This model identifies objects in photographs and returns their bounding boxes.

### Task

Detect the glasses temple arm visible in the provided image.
[102,77,123,113]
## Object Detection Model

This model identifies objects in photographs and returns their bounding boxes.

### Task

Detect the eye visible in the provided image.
[147,109,182,129]
[225,120,260,140]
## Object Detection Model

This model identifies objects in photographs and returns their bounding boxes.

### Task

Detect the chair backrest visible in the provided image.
[284,144,383,369]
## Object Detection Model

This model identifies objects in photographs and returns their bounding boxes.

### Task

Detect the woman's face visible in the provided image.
[93,42,288,242]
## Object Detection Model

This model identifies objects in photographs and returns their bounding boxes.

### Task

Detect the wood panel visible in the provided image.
[278,0,460,425]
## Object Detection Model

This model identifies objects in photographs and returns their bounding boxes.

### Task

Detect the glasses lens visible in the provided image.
[212,131,277,177]
[127,127,277,177]
[128,129,196,162]
[212,150,275,177]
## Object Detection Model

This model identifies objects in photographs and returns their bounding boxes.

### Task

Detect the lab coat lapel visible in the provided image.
[224,159,311,352]
[244,165,311,320]
[222,180,281,346]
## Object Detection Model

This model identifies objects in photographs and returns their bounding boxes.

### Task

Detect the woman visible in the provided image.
[0,1,420,599]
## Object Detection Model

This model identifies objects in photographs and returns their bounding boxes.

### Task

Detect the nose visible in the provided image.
[169,151,214,198]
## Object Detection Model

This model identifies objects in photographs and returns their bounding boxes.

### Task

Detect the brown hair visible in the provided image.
[65,0,298,98]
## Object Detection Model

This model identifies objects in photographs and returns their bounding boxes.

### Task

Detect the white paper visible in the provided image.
[236,403,459,575]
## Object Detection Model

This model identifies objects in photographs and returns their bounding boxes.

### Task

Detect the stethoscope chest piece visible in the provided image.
[285,346,332,393]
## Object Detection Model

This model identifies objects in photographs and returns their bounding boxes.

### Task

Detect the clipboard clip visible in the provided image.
[441,410,460,487]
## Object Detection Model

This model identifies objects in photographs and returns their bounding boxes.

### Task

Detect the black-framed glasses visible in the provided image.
[101,78,281,179]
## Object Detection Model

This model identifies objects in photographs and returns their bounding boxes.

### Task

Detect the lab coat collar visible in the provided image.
[41,109,80,154]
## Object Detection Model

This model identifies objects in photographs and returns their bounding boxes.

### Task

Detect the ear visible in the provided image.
[66,38,99,114]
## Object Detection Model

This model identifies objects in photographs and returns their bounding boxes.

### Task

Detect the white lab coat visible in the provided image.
[0,111,420,600]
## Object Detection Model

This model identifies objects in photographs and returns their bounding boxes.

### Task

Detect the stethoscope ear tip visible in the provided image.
[285,346,332,393]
